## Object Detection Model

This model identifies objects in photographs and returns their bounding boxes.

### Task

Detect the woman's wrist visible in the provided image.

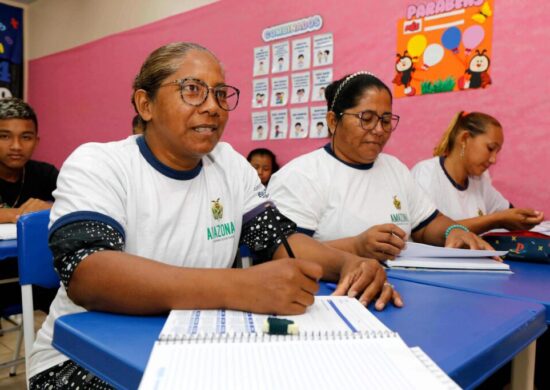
[444,224,469,239]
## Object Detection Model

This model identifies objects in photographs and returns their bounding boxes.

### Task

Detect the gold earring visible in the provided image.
[460,143,465,158]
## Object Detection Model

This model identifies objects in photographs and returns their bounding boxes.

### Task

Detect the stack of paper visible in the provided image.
[386,242,510,272]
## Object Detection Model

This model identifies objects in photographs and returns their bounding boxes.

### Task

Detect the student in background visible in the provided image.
[29,43,400,389]
[247,148,279,186]
[0,97,58,223]
[0,97,58,314]
[268,72,493,261]
[411,111,543,234]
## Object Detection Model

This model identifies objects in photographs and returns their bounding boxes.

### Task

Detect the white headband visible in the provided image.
[329,71,377,112]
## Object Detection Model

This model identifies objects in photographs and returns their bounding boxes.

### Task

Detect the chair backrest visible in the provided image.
[17,210,60,288]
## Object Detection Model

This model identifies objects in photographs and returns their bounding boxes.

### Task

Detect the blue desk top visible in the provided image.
[0,239,17,260]
[53,279,546,390]
[388,260,550,323]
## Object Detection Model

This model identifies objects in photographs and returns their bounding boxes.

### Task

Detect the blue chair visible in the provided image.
[17,210,60,383]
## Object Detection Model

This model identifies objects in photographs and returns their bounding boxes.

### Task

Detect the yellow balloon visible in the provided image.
[407,35,427,57]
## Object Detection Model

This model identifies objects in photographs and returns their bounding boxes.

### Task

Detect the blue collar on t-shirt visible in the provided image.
[323,143,374,170]
[136,136,203,180]
[439,156,468,191]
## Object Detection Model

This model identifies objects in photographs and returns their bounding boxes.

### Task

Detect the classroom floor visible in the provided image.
[0,311,46,389]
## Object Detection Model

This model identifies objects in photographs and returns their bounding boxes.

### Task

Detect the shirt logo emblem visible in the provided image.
[477,208,484,216]
[211,198,224,220]
[393,195,401,210]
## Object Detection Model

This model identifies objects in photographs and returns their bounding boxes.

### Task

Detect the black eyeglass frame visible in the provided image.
[340,110,400,132]
[159,78,240,111]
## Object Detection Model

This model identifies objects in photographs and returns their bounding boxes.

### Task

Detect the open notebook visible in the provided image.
[140,296,460,389]
[385,242,510,272]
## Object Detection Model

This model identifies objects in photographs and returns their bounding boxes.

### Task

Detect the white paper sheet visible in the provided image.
[0,223,16,240]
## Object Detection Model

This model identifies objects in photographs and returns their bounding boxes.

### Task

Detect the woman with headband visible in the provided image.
[411,111,543,234]
[269,72,493,261]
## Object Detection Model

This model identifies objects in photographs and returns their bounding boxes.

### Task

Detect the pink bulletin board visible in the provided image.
[28,0,550,217]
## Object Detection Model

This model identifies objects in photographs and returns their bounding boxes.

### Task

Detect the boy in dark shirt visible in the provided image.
[0,97,58,312]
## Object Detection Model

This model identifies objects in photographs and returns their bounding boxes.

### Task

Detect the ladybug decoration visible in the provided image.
[392,51,417,96]
[459,49,491,90]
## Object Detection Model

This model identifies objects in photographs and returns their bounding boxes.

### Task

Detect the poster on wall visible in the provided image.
[0,3,23,98]
[313,33,333,67]
[253,46,270,77]
[270,76,289,107]
[311,68,332,102]
[291,37,311,71]
[270,109,288,140]
[289,107,309,139]
[290,72,310,104]
[394,0,494,98]
[251,111,269,141]
[271,41,290,73]
[309,106,329,138]
[252,78,269,108]
[251,15,332,141]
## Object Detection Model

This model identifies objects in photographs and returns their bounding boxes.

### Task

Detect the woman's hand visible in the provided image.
[354,224,407,261]
[240,259,323,315]
[445,229,499,258]
[332,257,403,310]
[494,208,544,231]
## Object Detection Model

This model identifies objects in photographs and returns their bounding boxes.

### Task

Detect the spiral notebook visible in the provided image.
[140,297,459,389]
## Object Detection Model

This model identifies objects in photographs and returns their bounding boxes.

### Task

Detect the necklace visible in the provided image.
[1,168,26,208]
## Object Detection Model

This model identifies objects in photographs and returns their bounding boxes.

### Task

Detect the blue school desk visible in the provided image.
[387,260,550,390]
[52,279,546,390]
[387,261,550,322]
[0,239,17,260]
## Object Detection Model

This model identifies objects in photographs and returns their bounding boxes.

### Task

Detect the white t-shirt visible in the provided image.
[411,157,510,220]
[29,136,267,377]
[268,144,438,241]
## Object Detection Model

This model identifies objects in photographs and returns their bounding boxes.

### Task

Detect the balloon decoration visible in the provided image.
[406,34,427,57]
[441,27,461,53]
[422,43,444,70]
[463,25,485,54]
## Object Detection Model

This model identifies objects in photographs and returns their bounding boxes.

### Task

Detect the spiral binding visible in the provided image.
[158,329,397,344]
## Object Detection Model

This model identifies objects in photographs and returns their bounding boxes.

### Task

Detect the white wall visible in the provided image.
[27,0,217,59]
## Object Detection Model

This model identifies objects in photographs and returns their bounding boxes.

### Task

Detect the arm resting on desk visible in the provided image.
[457,208,544,235]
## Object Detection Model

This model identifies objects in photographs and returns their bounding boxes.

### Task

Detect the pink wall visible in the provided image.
[29,0,549,216]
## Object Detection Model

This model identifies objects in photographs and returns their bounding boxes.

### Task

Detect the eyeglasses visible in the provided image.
[160,78,240,111]
[341,110,400,132]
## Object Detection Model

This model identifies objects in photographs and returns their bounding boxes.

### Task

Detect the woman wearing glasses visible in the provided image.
[268,72,491,262]
[411,111,543,234]
[29,45,400,389]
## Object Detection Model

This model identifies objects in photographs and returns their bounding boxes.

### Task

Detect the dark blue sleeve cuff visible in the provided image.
[412,209,439,233]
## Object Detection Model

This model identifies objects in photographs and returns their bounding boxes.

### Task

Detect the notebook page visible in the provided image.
[400,242,507,258]
[410,346,462,389]
[0,223,16,240]
[159,296,389,339]
[140,336,446,390]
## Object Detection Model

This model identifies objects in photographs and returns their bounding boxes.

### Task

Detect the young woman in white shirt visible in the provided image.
[411,111,543,234]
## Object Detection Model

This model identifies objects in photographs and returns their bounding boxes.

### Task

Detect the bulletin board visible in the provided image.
[0,2,23,98]
[393,0,494,98]
[251,15,332,141]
